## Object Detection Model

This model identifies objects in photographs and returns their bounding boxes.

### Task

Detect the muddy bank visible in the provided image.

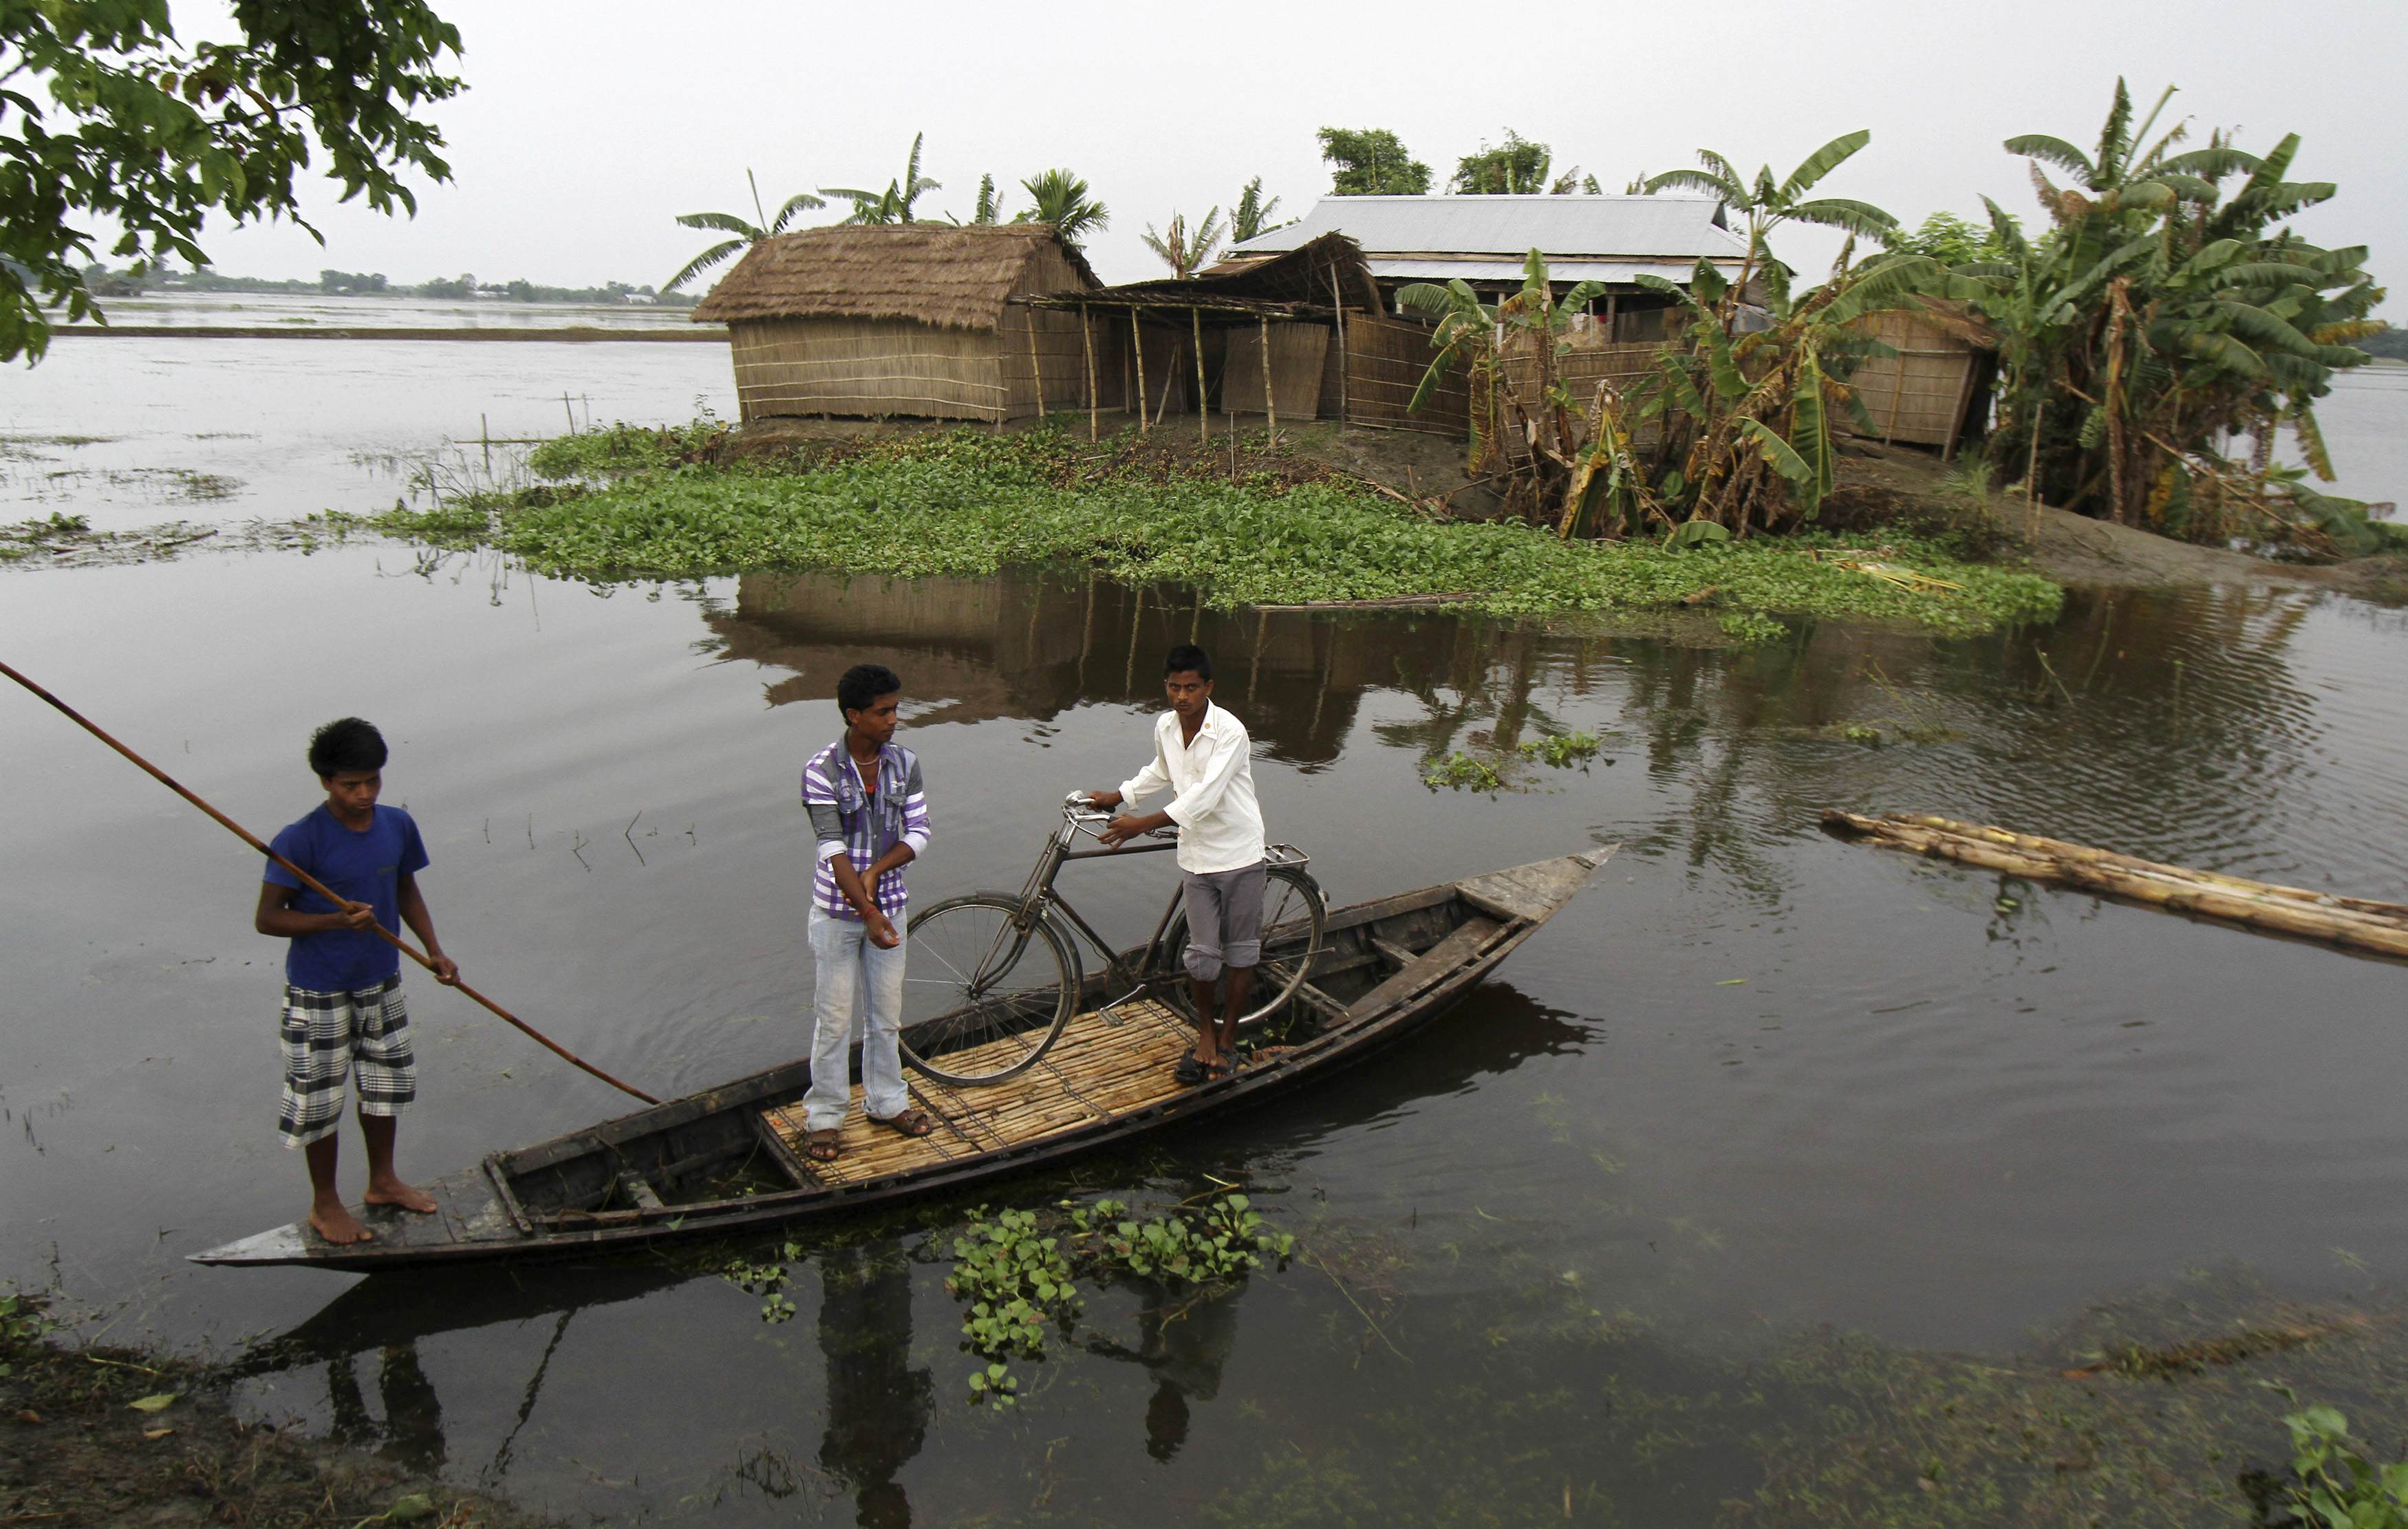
[1,1299,551,1529]
[1831,439,2408,599]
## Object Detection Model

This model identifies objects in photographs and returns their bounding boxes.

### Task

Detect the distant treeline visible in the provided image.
[2359,324,2406,362]
[80,263,700,307]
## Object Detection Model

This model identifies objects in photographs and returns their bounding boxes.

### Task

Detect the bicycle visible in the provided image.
[899,792,1326,1087]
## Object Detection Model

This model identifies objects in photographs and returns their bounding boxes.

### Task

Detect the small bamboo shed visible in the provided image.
[1016,233,1472,437]
[1842,298,1997,457]
[692,224,1104,424]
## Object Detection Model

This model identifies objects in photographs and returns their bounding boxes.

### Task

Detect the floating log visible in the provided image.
[1822,811,2408,959]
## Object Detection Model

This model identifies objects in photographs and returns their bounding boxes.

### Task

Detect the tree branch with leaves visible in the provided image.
[2,0,465,362]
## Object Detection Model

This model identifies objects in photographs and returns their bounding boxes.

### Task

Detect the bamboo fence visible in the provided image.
[1840,309,1986,454]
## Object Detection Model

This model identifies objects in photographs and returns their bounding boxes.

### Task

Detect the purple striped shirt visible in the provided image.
[802,740,931,921]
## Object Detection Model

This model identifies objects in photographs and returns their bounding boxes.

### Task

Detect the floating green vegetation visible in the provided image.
[2275,1392,2408,1528]
[709,1191,1295,1409]
[943,1195,1293,1406]
[378,425,2063,635]
[0,432,117,459]
[1421,752,1510,794]
[1428,730,1615,794]
[1517,730,1606,770]
[0,510,367,570]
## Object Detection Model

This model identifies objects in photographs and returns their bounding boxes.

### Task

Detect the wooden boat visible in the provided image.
[191,849,1609,1271]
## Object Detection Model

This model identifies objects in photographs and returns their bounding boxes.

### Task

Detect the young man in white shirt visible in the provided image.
[1087,643,1266,1084]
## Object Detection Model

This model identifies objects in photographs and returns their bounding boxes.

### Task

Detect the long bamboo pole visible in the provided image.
[1,659,661,1105]
[1328,265,1348,422]
[1824,810,2408,959]
[1081,303,1099,443]
[1023,306,1046,428]
[1192,307,1209,445]
[1132,312,1150,437]
[1258,316,1278,442]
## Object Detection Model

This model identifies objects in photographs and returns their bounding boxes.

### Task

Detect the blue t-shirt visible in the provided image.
[263,804,431,992]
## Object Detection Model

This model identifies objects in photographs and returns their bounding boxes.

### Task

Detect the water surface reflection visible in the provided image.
[6,549,2407,1526]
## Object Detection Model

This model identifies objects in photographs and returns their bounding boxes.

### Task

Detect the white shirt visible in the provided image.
[1119,702,1266,875]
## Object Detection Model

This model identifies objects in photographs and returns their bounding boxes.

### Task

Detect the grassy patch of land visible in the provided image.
[1,1290,552,1529]
[376,424,2063,638]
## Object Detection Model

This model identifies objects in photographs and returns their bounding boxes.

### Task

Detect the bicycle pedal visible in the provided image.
[1096,997,1137,1027]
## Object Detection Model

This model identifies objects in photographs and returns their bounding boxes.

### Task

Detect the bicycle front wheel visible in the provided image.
[1156,864,1326,1028]
[900,894,1077,1086]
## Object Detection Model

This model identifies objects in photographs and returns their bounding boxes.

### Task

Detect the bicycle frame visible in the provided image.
[1017,807,1185,1000]
[962,798,1318,1021]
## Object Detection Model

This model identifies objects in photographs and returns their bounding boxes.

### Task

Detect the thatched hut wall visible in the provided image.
[1842,305,1994,453]
[1340,313,1467,435]
[1222,322,1331,418]
[695,224,1102,424]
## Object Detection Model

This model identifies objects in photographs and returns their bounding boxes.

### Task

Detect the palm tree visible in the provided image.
[1229,177,1284,243]
[1013,169,1109,248]
[663,169,825,293]
[823,132,940,224]
[1142,208,1224,279]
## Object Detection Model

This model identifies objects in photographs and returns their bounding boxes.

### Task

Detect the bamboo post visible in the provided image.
[1081,303,1099,442]
[1329,268,1348,422]
[1882,319,1909,446]
[1024,305,1046,428]
[1132,311,1150,437]
[1258,316,1277,442]
[1940,354,1980,464]
[1192,307,1209,444]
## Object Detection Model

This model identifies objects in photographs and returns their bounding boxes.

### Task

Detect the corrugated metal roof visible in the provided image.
[1369,257,1741,284]
[1234,195,1750,262]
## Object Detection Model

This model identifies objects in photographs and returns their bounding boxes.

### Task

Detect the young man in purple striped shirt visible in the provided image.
[798,664,935,1162]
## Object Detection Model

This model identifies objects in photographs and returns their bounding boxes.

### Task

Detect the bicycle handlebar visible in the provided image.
[1062,790,1178,841]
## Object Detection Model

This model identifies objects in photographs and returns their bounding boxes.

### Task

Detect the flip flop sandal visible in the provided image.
[872,1108,935,1138]
[1174,1054,1208,1085]
[804,1129,843,1163]
[1203,1056,1239,1082]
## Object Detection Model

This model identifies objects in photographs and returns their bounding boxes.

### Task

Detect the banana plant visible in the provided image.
[1141,208,1225,278]
[1399,250,1604,515]
[1645,131,1899,327]
[824,131,941,224]
[664,169,826,293]
[1969,81,2380,540]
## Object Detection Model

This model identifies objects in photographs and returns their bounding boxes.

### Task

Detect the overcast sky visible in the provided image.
[180,0,2405,312]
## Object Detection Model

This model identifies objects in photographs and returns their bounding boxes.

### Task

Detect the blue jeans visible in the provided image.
[804,905,910,1131]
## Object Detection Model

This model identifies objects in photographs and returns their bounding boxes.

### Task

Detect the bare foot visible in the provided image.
[310,1199,375,1245]
[363,1177,438,1215]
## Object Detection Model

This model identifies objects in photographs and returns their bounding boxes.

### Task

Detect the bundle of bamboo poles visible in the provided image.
[1822,811,2408,959]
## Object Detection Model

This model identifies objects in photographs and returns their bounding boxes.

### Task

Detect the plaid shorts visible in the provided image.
[277,977,416,1147]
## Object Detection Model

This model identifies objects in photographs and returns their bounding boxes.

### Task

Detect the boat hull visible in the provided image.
[191,850,1607,1271]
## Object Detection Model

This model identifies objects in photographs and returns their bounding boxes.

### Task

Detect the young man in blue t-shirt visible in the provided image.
[252,717,458,1246]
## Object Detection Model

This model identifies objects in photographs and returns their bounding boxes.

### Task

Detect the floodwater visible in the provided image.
[4,330,2408,1525]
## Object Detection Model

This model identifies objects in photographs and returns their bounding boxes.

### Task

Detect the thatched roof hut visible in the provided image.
[694,224,1102,424]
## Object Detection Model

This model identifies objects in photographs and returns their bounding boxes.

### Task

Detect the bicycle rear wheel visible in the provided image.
[900,895,1077,1085]
[1154,864,1326,1028]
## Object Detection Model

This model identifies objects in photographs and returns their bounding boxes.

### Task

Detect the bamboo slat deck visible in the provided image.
[762,997,1199,1184]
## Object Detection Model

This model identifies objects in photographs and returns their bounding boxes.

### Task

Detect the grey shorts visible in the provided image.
[1181,861,1265,982]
